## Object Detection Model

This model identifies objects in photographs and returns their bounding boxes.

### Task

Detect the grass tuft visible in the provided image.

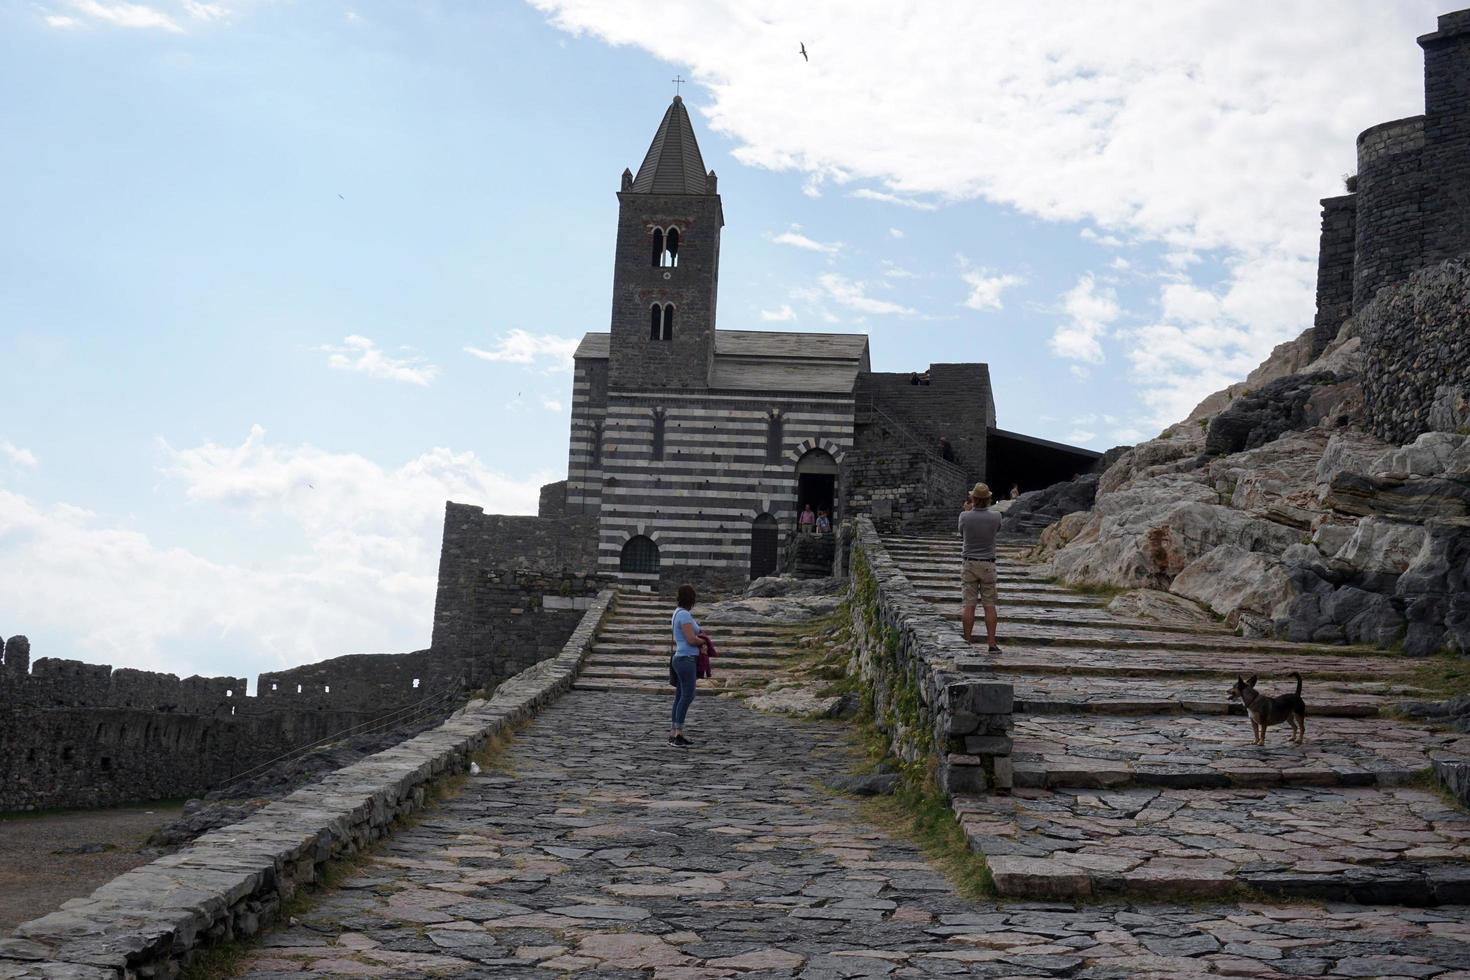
[859,784,995,901]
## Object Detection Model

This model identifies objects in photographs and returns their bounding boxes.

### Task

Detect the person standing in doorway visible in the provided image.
[669,584,706,748]
[799,503,816,534]
[958,482,1003,653]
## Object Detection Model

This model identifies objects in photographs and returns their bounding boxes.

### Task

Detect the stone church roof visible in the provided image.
[574,328,869,394]
[629,96,710,195]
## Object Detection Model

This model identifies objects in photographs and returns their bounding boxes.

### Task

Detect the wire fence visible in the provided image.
[213,685,464,793]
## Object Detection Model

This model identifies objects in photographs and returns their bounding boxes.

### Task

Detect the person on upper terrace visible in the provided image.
[939,437,956,463]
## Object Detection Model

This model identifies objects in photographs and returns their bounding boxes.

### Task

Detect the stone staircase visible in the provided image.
[572,592,803,696]
[880,532,1470,905]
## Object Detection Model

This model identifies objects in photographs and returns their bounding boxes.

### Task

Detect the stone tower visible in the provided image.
[607,96,724,390]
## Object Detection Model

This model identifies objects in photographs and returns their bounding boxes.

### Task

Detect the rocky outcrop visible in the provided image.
[1032,301,1470,655]
[1001,473,1101,540]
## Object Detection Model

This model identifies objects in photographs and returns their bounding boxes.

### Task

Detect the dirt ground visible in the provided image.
[0,804,181,935]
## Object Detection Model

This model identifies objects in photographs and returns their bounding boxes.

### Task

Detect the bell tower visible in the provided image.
[607,96,724,389]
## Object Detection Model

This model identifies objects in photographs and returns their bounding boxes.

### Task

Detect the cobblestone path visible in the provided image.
[236,693,1470,979]
[883,535,1470,904]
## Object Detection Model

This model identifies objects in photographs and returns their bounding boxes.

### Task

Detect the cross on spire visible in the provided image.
[671,74,686,96]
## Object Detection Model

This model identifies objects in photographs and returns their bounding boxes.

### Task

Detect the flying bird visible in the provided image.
[337,193,344,200]
[799,42,808,62]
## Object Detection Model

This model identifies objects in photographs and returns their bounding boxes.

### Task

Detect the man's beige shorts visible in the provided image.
[961,559,998,607]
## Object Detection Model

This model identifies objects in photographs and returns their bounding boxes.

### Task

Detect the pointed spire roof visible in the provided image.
[629,96,710,195]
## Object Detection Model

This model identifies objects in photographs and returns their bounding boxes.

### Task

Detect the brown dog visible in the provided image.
[1228,672,1306,745]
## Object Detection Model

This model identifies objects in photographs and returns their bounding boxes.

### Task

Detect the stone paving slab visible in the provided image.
[978,644,1420,680]
[1011,715,1470,789]
[1007,672,1404,718]
[957,785,1470,905]
[218,692,1470,980]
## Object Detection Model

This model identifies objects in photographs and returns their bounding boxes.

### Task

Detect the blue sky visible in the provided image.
[0,0,1442,682]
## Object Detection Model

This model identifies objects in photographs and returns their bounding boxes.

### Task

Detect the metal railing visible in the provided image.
[213,685,464,793]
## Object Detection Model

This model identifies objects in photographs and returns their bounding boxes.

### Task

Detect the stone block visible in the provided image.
[947,681,1013,716]
[962,735,1013,756]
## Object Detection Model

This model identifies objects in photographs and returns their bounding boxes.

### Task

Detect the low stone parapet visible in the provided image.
[845,518,1013,795]
[0,589,616,980]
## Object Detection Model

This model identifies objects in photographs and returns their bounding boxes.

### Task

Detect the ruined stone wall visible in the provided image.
[0,635,391,811]
[1358,258,1470,444]
[858,365,995,485]
[1312,194,1358,357]
[843,443,967,533]
[429,503,604,681]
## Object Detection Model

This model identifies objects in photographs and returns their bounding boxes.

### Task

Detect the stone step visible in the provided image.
[978,645,1416,682]
[588,646,799,664]
[1008,714,1469,790]
[580,664,770,683]
[584,652,786,670]
[1006,672,1400,718]
[571,678,745,696]
[956,784,1470,904]
[903,599,1233,635]
[590,641,799,659]
[596,624,799,641]
[936,615,1362,655]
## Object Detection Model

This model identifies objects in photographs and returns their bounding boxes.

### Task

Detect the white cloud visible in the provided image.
[1050,274,1120,364]
[1080,228,1125,248]
[529,0,1433,422]
[1069,365,1091,381]
[1109,256,1132,272]
[1066,429,1098,445]
[888,227,905,239]
[803,273,916,317]
[769,224,841,255]
[760,304,797,322]
[1,441,39,469]
[542,398,564,412]
[50,0,183,31]
[464,329,580,372]
[850,188,939,211]
[0,426,550,680]
[880,261,917,280]
[319,335,439,386]
[959,264,1024,312]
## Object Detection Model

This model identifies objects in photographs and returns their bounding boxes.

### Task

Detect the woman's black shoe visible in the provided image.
[671,734,692,747]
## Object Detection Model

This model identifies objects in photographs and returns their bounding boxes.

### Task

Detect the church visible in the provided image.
[437,95,1098,617]
[539,95,1099,589]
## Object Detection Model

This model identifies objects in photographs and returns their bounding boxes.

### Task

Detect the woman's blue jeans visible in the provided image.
[671,656,697,729]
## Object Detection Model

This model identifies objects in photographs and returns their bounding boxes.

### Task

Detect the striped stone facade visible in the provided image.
[569,383,855,585]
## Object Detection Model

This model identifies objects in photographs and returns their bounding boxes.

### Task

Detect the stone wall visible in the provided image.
[0,591,615,980]
[858,366,995,485]
[1354,115,1425,310]
[1358,258,1470,444]
[429,502,604,678]
[1313,194,1358,357]
[0,636,408,811]
[843,446,967,533]
[846,518,1013,795]
[1419,10,1470,268]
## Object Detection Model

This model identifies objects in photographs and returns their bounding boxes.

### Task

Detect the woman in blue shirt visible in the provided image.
[669,583,707,748]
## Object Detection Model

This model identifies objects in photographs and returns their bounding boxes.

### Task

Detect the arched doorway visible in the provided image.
[795,448,838,518]
[750,513,779,580]
[619,535,660,575]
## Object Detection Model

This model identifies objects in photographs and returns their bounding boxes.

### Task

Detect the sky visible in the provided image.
[0,0,1443,685]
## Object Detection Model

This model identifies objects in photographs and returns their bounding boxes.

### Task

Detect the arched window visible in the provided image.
[620,535,660,574]
[651,227,665,267]
[651,409,666,461]
[665,227,680,267]
[766,410,784,463]
[650,304,663,340]
[661,304,674,340]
